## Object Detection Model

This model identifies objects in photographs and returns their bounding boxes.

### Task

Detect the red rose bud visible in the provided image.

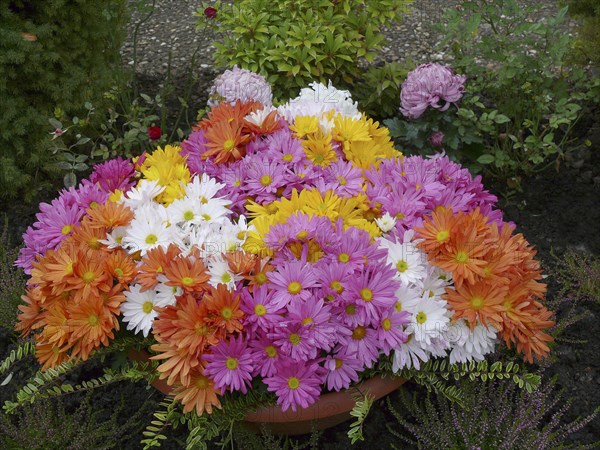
[428,131,444,147]
[148,126,162,141]
[204,7,217,19]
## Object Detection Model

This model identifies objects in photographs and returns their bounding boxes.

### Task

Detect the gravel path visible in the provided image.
[120,0,577,104]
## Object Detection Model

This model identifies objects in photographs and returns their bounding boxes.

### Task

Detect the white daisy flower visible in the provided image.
[420,266,453,299]
[121,179,165,211]
[393,285,422,315]
[375,212,397,233]
[122,284,171,337]
[155,282,182,307]
[244,106,277,127]
[100,225,128,249]
[408,295,450,346]
[167,196,202,226]
[207,254,240,289]
[185,174,227,204]
[379,234,428,286]
[121,216,173,256]
[392,333,430,371]
[198,200,231,224]
[448,320,497,364]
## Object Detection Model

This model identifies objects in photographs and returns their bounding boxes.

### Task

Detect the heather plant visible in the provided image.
[0,220,25,332]
[197,0,413,102]
[387,0,600,190]
[386,378,599,449]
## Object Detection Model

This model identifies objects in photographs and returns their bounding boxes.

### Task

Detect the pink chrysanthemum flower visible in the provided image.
[240,285,284,333]
[314,262,352,304]
[248,331,281,377]
[204,336,254,394]
[180,129,211,176]
[263,361,322,412]
[285,298,337,352]
[343,266,399,325]
[242,155,287,203]
[89,157,135,193]
[345,324,381,368]
[269,321,319,361]
[267,260,320,308]
[208,65,273,107]
[400,63,466,119]
[260,127,306,164]
[376,310,410,355]
[318,160,364,198]
[324,352,362,391]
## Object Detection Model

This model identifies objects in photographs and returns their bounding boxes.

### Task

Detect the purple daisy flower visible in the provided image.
[263,361,322,412]
[269,321,318,361]
[262,127,305,165]
[267,260,320,308]
[248,331,281,378]
[343,266,399,325]
[345,324,381,368]
[318,160,364,198]
[181,129,211,176]
[285,298,337,352]
[240,285,284,333]
[324,352,363,391]
[89,157,135,193]
[313,262,353,304]
[204,336,254,394]
[400,63,466,119]
[242,155,287,203]
[376,309,410,355]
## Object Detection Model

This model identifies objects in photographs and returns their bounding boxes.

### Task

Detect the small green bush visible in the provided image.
[0,0,129,201]
[0,219,25,332]
[199,0,412,102]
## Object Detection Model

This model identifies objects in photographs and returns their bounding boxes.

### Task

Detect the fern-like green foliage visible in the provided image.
[0,0,129,201]
[3,360,156,414]
[0,341,35,377]
[347,388,374,444]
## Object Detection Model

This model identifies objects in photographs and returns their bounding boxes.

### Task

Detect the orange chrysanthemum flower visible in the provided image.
[225,250,257,279]
[36,340,69,371]
[15,287,45,336]
[444,280,507,329]
[170,294,221,354]
[137,244,180,291]
[173,369,222,416]
[70,220,108,253]
[164,255,210,294]
[204,284,244,334]
[197,100,263,130]
[86,201,134,230]
[104,249,138,288]
[243,109,281,136]
[203,119,251,164]
[68,295,118,361]
[66,252,112,303]
[99,286,127,316]
[434,228,488,288]
[41,302,70,348]
[245,257,274,291]
[150,340,203,387]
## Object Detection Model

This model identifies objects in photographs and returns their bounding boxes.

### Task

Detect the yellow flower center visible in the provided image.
[436,230,450,242]
[330,280,344,294]
[182,276,194,286]
[87,314,99,326]
[206,302,226,322]
[455,251,469,263]
[255,272,268,284]
[396,260,408,273]
[183,211,194,221]
[196,375,209,389]
[61,224,73,235]
[265,345,277,358]
[345,304,356,315]
[223,139,235,151]
[416,311,427,324]
[260,175,273,186]
[337,176,347,186]
[142,301,154,314]
[254,304,267,316]
[226,357,239,370]
[335,358,344,369]
[352,326,366,340]
[296,230,309,240]
[195,323,209,335]
[395,301,402,312]
[114,268,124,277]
[282,154,293,162]
[287,377,300,390]
[301,317,313,326]
[471,296,484,309]
[338,253,350,263]
[287,281,302,295]
[82,271,95,284]
[360,288,373,302]
[221,272,232,283]
[382,318,392,331]
[289,333,301,345]
[202,213,212,221]
[145,234,158,245]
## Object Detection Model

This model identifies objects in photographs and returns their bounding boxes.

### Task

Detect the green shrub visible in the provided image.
[199,0,412,102]
[387,0,599,190]
[0,219,25,332]
[0,0,129,202]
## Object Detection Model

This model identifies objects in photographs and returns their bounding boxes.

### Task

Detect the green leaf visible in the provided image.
[477,154,495,164]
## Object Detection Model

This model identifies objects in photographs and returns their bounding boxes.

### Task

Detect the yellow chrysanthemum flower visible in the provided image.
[332,115,372,144]
[302,131,337,166]
[289,116,320,138]
[139,145,190,204]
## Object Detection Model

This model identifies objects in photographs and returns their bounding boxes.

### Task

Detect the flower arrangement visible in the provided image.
[13,73,554,430]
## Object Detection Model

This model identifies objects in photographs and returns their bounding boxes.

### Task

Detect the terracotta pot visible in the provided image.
[129,349,405,435]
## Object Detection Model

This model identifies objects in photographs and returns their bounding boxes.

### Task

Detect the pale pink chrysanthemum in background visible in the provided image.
[208,65,273,107]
